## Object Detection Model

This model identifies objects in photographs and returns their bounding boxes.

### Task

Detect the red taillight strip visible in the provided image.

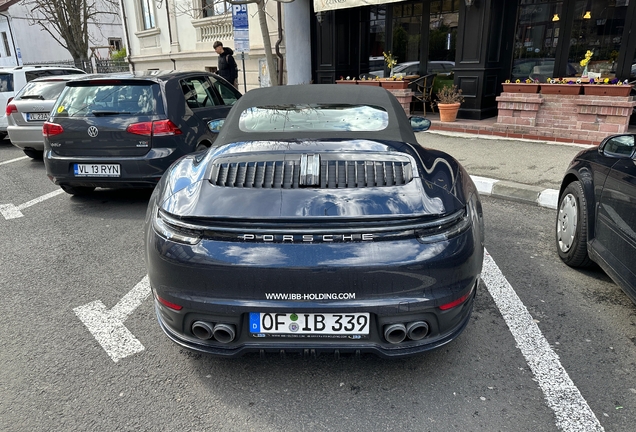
[43,122,64,137]
[126,120,182,136]
[156,294,183,311]
[5,103,17,116]
[439,284,475,311]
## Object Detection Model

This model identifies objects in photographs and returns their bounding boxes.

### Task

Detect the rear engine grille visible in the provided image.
[210,156,413,189]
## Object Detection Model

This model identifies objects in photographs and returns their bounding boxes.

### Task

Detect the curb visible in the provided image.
[470,175,558,210]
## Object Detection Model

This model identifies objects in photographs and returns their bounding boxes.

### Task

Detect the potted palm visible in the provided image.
[436,85,465,122]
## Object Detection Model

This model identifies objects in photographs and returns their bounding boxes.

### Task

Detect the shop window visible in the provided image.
[567,0,627,79]
[429,0,458,66]
[392,1,423,66]
[366,6,386,74]
[513,1,564,82]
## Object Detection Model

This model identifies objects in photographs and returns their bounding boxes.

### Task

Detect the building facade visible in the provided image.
[0,0,123,68]
[312,0,636,119]
[120,0,291,90]
[119,0,636,121]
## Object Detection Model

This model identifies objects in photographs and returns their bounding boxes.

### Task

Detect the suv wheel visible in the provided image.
[60,185,96,196]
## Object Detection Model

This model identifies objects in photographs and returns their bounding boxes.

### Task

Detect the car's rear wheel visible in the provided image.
[60,185,96,196]
[23,149,43,159]
[556,181,592,267]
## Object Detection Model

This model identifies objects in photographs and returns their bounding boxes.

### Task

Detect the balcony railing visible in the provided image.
[192,14,233,43]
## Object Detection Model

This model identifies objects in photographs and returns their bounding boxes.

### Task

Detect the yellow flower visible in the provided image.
[505,79,510,83]
[603,78,609,84]
[515,79,521,83]
[382,51,398,69]
[580,50,593,67]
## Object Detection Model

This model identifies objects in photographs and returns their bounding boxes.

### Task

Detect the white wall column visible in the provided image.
[284,0,311,85]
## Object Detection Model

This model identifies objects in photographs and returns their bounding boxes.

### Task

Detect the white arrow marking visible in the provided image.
[482,250,603,432]
[0,189,65,220]
[74,276,152,363]
[0,155,29,166]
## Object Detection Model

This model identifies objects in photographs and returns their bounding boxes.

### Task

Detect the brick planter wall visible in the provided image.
[385,89,413,116]
[494,92,636,144]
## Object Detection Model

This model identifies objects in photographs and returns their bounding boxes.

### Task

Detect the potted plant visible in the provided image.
[336,76,357,85]
[540,78,582,95]
[502,79,540,93]
[357,76,381,87]
[583,78,633,96]
[380,76,410,90]
[383,51,398,77]
[436,85,465,122]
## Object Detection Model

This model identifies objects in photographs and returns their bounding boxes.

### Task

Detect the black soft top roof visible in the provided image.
[213,84,417,145]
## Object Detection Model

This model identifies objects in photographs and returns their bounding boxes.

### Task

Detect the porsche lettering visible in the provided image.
[239,233,374,242]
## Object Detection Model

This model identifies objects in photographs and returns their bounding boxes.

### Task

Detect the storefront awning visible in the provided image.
[314,0,404,13]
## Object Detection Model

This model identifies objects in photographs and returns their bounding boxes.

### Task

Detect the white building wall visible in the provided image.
[123,0,286,91]
[5,1,123,65]
[0,14,18,67]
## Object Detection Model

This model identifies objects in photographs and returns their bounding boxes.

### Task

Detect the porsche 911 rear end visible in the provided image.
[144,85,484,358]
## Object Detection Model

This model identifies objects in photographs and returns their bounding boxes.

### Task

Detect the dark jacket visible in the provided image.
[217,47,238,83]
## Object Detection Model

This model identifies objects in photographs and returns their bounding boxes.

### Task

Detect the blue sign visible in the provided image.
[232,5,249,53]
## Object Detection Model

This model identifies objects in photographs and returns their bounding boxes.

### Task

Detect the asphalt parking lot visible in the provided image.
[2,137,636,431]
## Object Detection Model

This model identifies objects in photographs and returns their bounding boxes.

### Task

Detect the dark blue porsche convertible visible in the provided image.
[144,84,484,358]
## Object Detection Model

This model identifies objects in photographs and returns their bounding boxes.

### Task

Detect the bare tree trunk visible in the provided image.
[257,0,278,87]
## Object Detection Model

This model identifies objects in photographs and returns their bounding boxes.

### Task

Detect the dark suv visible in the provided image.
[43,70,241,195]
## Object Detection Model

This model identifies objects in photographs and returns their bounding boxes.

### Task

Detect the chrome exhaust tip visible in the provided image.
[383,323,407,344]
[406,321,429,341]
[213,323,236,344]
[191,321,214,340]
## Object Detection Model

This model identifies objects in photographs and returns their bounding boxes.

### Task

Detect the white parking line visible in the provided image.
[74,276,152,363]
[0,189,65,220]
[0,156,29,166]
[482,250,604,432]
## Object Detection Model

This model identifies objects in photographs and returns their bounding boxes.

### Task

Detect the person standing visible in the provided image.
[213,41,238,88]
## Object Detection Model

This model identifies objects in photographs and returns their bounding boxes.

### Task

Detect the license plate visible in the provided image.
[26,112,49,121]
[249,312,370,335]
[73,164,121,177]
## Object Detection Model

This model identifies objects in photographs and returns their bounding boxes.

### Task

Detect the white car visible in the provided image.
[0,65,86,137]
[369,61,455,78]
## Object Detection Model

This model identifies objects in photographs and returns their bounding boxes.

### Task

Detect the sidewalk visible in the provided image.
[415,127,595,209]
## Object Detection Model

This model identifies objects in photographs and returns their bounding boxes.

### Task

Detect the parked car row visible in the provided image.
[3,69,242,195]
[1,65,88,139]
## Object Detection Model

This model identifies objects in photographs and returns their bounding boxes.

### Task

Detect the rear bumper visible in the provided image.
[44,148,181,188]
[147,224,483,358]
[7,125,45,150]
[155,288,476,358]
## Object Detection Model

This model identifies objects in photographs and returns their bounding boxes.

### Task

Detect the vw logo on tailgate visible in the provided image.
[87,126,99,137]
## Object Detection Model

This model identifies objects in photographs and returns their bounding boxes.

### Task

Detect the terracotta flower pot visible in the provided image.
[502,83,540,93]
[438,103,461,122]
[336,80,357,85]
[380,80,409,90]
[357,80,381,87]
[583,85,632,96]
[540,85,582,95]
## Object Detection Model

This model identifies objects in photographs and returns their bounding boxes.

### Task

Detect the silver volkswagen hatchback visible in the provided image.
[6,75,82,159]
